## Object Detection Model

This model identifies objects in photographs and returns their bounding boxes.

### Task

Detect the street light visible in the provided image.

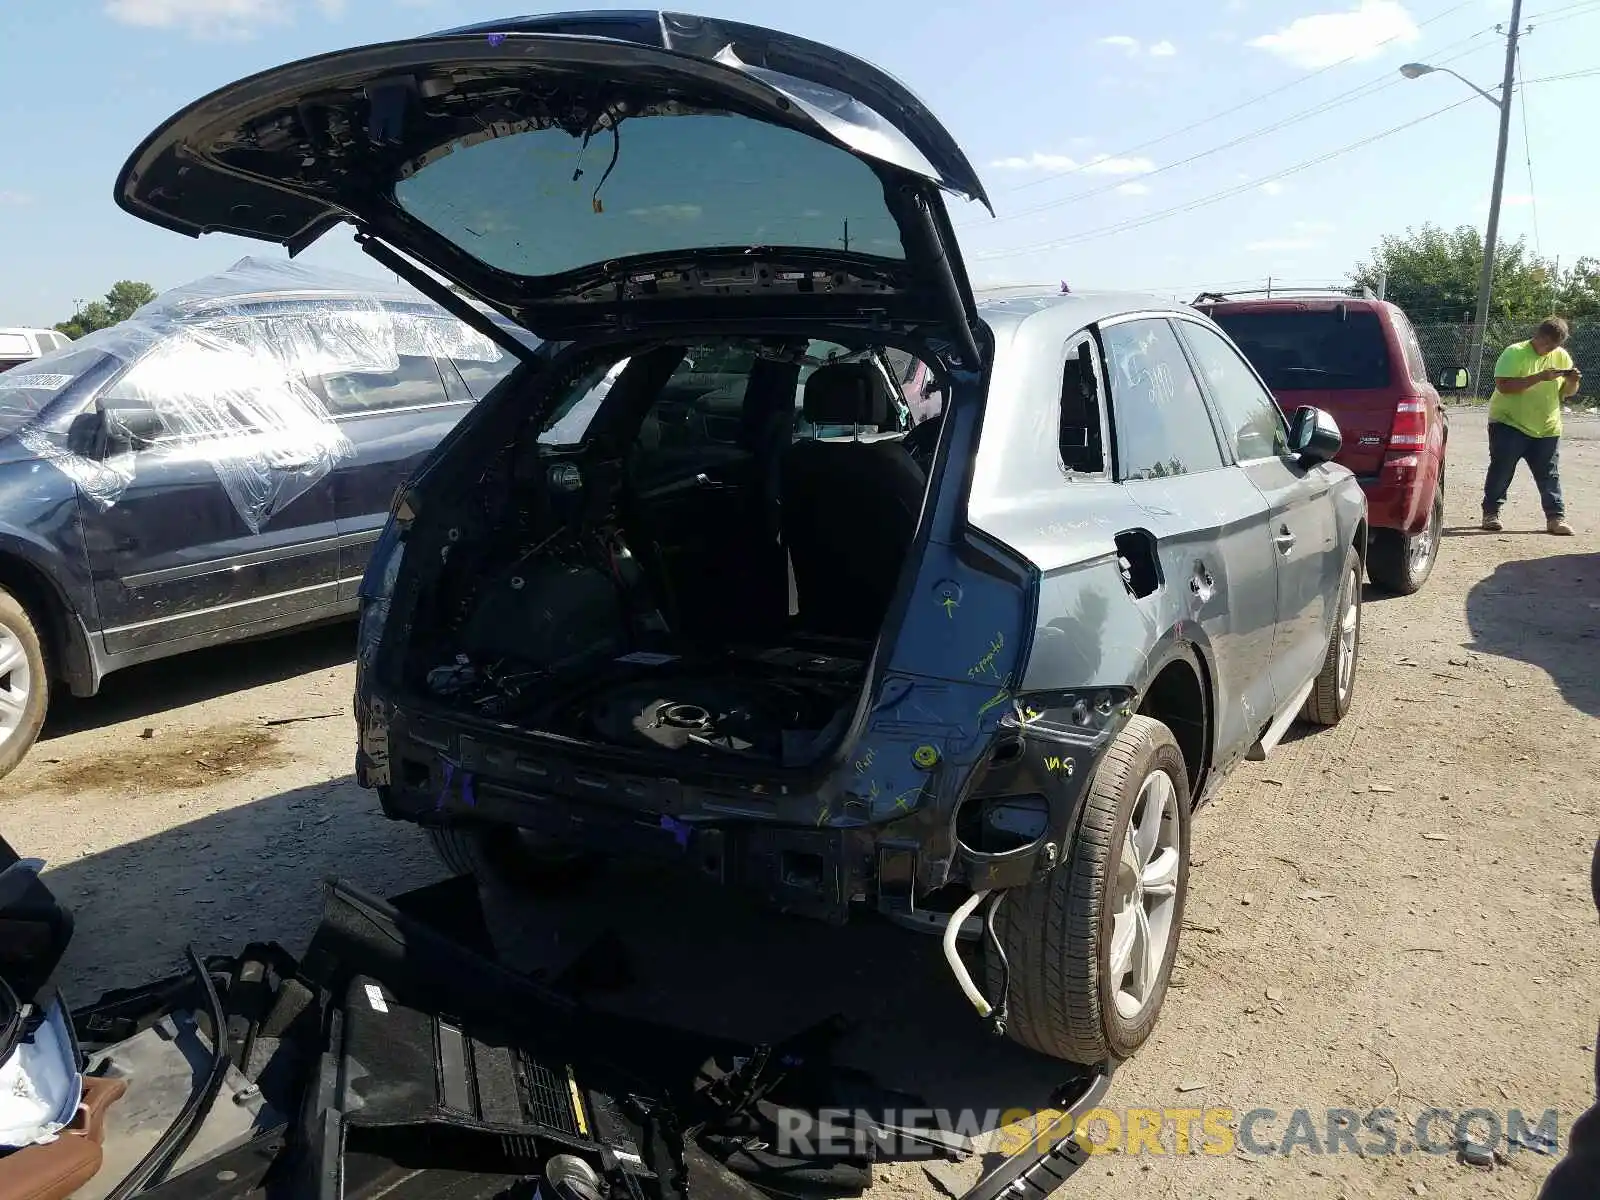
[1398,62,1504,108]
[1398,0,1523,396]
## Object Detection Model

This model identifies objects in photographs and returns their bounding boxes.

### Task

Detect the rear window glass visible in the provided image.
[1208,309,1393,391]
[393,113,905,278]
[0,334,33,357]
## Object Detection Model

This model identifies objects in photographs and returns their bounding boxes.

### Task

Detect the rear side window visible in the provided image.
[1059,335,1105,474]
[1208,309,1392,391]
[1101,318,1225,481]
[291,314,451,416]
[1393,312,1429,386]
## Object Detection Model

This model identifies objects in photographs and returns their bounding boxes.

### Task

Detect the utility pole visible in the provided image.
[1470,0,1524,393]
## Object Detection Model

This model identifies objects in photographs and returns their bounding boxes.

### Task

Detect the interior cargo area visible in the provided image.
[394,335,946,772]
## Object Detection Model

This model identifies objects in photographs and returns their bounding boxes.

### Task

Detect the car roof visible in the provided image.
[975,287,1205,338]
[1195,295,1391,315]
[0,327,58,337]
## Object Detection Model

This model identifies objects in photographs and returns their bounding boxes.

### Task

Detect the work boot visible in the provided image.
[1482,511,1503,532]
[1548,517,1574,536]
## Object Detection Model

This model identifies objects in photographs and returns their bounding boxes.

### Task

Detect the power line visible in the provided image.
[1521,67,1600,83]
[1523,0,1600,29]
[1523,0,1600,21]
[1514,46,1541,256]
[968,96,1478,262]
[960,34,1497,230]
[982,0,1484,199]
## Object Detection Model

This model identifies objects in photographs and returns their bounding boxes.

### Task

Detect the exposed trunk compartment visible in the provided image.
[389,333,938,775]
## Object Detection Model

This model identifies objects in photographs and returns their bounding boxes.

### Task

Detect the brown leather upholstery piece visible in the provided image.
[0,1074,127,1200]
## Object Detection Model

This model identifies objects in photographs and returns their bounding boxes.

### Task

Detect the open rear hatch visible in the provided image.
[114,11,990,350]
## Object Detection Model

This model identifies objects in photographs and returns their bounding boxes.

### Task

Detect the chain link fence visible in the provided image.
[1414,321,1600,406]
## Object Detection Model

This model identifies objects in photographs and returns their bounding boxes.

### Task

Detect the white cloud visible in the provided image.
[1118,182,1152,196]
[990,152,1081,171]
[0,191,34,206]
[1294,219,1337,233]
[989,152,1155,175]
[1085,154,1156,175]
[1247,237,1320,252]
[1097,34,1178,57]
[1260,181,1287,196]
[103,0,345,37]
[626,204,704,222]
[1247,0,1419,70]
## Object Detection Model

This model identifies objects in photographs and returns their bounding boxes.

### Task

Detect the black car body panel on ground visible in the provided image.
[118,11,1367,1067]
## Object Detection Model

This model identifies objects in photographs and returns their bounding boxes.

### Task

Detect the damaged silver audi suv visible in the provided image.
[117,10,1368,1065]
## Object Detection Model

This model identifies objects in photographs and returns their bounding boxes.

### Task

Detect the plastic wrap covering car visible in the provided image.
[0,257,507,534]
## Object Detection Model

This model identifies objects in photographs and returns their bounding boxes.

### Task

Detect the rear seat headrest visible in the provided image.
[803,362,891,428]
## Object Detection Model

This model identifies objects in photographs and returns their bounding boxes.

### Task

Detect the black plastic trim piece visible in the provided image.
[103,947,231,1199]
[956,1066,1113,1200]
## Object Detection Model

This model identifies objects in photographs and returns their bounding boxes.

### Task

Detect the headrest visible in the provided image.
[803,362,891,428]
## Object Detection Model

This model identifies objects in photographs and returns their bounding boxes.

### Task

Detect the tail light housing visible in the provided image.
[1389,399,1428,451]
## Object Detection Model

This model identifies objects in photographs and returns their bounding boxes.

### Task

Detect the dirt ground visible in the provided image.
[8,407,1597,1200]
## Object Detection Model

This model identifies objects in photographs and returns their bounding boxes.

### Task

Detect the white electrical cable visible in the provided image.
[942,890,994,1018]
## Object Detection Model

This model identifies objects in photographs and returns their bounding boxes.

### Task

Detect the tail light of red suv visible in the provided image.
[1379,398,1429,484]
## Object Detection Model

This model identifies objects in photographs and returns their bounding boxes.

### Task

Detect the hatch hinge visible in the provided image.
[912,195,982,369]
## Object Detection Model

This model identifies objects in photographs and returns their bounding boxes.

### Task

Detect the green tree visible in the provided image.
[1347,223,1561,328]
[54,280,158,339]
[1556,257,1600,322]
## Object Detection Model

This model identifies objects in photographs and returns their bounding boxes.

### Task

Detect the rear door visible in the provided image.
[1098,315,1281,761]
[114,16,989,343]
[1175,316,1342,704]
[1205,304,1399,479]
[292,306,511,598]
[79,319,342,655]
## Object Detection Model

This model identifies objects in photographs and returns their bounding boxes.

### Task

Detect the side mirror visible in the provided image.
[101,407,169,454]
[1437,368,1470,392]
[1288,405,1342,465]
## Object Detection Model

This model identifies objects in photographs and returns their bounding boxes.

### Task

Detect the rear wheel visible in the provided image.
[986,716,1191,1064]
[1367,488,1442,595]
[0,588,48,782]
[426,825,600,895]
[1301,545,1362,726]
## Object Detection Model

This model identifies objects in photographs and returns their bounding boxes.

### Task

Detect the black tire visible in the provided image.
[1367,488,1443,595]
[0,587,48,782]
[425,824,600,896]
[1300,544,1362,726]
[985,715,1191,1065]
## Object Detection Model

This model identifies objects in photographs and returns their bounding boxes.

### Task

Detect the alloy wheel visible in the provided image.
[1109,769,1183,1019]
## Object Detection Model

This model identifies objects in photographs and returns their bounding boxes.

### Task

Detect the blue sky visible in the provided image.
[2,0,1597,327]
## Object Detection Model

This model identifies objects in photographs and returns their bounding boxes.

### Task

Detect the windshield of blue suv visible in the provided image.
[1208,309,1393,391]
[393,112,906,277]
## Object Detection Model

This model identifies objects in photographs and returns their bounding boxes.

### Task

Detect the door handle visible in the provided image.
[1274,525,1296,553]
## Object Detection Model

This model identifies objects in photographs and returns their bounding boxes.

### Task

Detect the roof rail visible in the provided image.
[1191,285,1379,304]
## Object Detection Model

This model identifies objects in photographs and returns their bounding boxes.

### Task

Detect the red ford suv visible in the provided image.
[1193,292,1447,594]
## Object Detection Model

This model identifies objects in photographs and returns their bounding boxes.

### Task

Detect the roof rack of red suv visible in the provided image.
[1191,285,1382,304]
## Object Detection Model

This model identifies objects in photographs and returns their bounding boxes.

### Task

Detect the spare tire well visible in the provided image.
[1138,655,1209,798]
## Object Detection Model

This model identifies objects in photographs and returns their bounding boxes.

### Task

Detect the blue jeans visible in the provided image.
[1483,420,1565,519]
